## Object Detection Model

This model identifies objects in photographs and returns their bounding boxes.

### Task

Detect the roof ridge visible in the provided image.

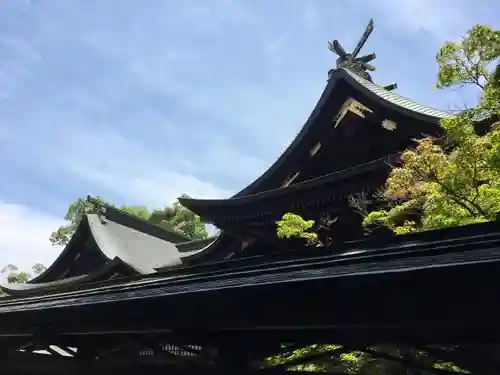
[339,68,454,119]
[86,196,191,243]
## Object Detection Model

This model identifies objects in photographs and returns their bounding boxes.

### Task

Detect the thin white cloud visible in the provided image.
[0,203,62,272]
[1,122,235,208]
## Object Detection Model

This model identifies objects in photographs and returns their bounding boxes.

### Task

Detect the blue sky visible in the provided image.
[0,0,499,271]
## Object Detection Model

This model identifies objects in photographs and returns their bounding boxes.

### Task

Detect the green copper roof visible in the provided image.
[342,68,455,120]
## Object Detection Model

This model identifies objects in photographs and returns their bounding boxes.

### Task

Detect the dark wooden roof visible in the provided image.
[176,68,454,258]
[0,220,500,344]
[179,155,394,222]
[231,68,451,199]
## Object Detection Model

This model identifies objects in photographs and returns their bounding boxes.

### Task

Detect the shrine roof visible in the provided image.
[342,68,454,120]
[0,206,209,296]
[0,220,499,326]
[179,155,393,216]
[232,68,450,199]
[83,213,184,273]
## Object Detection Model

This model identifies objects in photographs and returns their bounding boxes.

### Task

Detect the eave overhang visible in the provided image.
[175,69,455,261]
[0,258,127,297]
[3,207,201,297]
[179,155,395,223]
[27,215,97,284]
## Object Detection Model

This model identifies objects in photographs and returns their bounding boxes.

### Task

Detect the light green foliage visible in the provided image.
[436,24,500,114]
[276,213,318,241]
[364,24,500,234]
[50,194,207,246]
[265,345,371,373]
[50,196,108,246]
[150,194,208,240]
[363,210,389,228]
[264,345,470,375]
[31,263,47,276]
[1,263,47,284]
[119,205,151,220]
[434,361,470,373]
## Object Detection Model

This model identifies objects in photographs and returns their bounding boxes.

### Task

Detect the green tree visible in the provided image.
[436,24,499,113]
[150,194,208,240]
[32,263,47,276]
[276,213,318,242]
[364,24,500,234]
[1,264,30,284]
[119,205,151,220]
[50,194,207,246]
[1,263,47,284]
[50,196,109,246]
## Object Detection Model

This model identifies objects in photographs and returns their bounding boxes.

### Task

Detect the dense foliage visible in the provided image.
[148,194,208,240]
[49,194,208,246]
[276,213,318,242]
[364,24,500,234]
[264,344,471,374]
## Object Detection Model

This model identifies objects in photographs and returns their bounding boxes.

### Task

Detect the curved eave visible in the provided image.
[175,236,218,253]
[180,155,393,216]
[178,232,241,264]
[28,216,95,284]
[102,204,192,244]
[157,233,243,271]
[86,214,183,274]
[232,71,341,198]
[32,211,186,286]
[0,258,124,297]
[230,68,452,199]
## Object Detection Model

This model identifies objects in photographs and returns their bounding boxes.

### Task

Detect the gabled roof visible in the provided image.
[231,68,451,199]
[176,68,454,258]
[0,206,208,296]
[85,213,183,273]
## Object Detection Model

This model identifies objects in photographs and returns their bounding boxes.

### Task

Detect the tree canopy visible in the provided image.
[276,213,318,242]
[148,194,208,240]
[49,195,208,246]
[1,263,47,284]
[364,24,500,234]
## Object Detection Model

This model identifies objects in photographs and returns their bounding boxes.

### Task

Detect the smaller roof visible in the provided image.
[86,213,183,273]
[0,207,211,296]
